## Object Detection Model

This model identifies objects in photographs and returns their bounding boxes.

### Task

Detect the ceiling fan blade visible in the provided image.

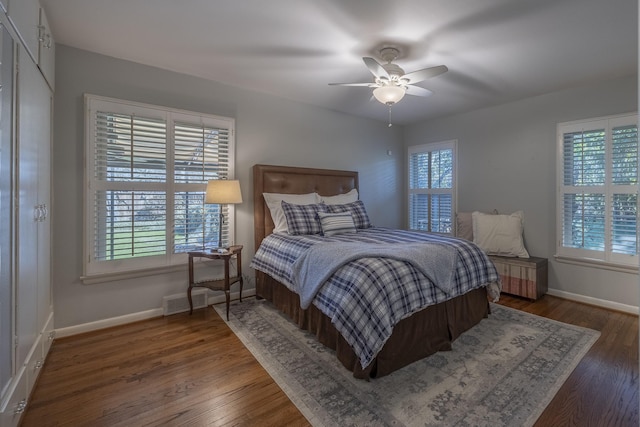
[328,82,376,87]
[405,85,433,97]
[402,65,448,84]
[363,57,389,79]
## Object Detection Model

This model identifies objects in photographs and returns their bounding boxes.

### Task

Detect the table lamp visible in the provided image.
[205,179,243,249]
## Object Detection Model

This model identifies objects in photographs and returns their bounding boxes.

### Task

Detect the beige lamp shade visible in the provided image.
[205,179,243,204]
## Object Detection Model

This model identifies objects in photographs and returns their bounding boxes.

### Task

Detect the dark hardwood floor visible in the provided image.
[21,294,638,426]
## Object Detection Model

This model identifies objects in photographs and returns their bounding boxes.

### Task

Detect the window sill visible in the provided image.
[554,255,638,275]
[81,263,187,285]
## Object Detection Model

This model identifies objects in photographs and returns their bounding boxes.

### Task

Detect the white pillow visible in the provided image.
[263,192,320,233]
[456,209,498,241]
[472,210,530,258]
[320,188,358,205]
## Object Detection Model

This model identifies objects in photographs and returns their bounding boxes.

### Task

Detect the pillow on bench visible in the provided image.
[472,210,529,258]
[456,209,498,241]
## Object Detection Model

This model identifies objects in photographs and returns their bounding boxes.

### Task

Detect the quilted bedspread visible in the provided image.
[250,227,500,369]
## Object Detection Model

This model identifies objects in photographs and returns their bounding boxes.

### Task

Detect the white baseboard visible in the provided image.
[55,289,256,338]
[55,287,635,338]
[547,288,638,315]
[55,308,164,338]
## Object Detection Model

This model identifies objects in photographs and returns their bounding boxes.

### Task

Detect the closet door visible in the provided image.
[0,23,15,403]
[35,73,51,333]
[7,0,39,61]
[15,48,41,367]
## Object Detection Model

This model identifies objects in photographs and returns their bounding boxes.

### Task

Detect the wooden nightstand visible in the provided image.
[187,245,243,320]
[489,255,548,300]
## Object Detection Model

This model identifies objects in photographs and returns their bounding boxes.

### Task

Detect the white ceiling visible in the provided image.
[41,0,637,125]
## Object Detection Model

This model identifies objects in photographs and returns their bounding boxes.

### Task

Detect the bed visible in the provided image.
[250,164,500,379]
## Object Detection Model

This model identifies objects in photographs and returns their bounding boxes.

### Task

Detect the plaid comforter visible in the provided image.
[250,227,500,369]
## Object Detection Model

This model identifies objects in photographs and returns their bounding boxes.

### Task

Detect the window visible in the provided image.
[408,140,457,234]
[84,95,236,278]
[557,113,638,268]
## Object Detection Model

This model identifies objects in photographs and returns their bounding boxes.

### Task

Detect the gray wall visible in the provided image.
[405,75,638,310]
[53,45,404,329]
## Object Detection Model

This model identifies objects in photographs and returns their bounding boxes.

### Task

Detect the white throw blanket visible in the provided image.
[291,241,458,309]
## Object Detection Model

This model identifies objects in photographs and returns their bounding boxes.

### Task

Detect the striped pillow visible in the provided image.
[318,212,357,236]
[325,200,372,229]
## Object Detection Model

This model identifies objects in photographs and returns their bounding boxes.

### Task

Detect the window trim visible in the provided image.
[555,112,638,269]
[407,140,458,235]
[82,94,236,282]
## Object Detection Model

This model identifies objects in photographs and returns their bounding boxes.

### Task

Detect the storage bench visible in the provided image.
[488,255,548,300]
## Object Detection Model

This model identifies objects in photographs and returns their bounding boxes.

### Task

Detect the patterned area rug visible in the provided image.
[214,299,599,427]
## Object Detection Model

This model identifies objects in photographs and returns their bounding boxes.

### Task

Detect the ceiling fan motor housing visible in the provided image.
[378,47,407,86]
[379,47,400,62]
[382,63,405,79]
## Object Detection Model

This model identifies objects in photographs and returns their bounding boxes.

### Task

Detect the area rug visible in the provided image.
[214,299,600,427]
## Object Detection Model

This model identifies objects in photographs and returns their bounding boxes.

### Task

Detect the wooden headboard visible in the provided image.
[252,164,359,250]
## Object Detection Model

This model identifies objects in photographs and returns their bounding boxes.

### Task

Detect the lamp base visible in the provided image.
[218,211,224,250]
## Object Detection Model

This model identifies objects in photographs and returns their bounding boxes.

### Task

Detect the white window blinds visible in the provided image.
[557,113,638,267]
[408,141,456,234]
[85,95,236,277]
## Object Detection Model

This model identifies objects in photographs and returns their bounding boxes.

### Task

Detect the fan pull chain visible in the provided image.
[387,104,393,127]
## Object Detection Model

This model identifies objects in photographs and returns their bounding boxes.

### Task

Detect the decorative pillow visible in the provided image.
[456,212,474,241]
[263,192,320,233]
[326,200,372,229]
[281,201,328,235]
[320,188,359,205]
[318,212,357,236]
[456,209,499,241]
[472,210,529,258]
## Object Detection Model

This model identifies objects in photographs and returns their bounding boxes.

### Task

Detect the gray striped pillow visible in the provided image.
[318,212,357,236]
[325,200,372,229]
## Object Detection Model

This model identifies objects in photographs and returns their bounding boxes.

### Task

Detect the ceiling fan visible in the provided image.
[329,47,448,107]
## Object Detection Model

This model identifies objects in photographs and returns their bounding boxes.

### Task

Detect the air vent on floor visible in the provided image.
[163,289,208,316]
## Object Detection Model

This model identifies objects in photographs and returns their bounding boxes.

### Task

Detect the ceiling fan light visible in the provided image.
[373,85,406,105]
